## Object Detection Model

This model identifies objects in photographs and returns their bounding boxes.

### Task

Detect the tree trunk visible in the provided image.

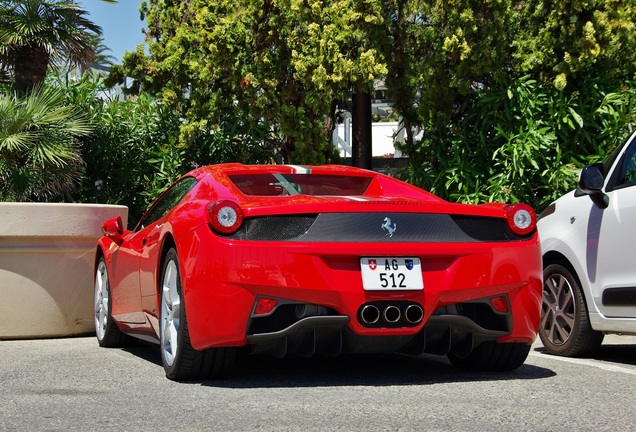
[13,44,49,96]
[321,100,338,143]
[352,91,372,169]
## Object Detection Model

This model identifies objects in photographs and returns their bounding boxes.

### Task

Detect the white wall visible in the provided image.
[334,121,402,157]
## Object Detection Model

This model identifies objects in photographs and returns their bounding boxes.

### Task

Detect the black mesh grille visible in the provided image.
[228,215,317,240]
[298,213,474,242]
[225,213,532,242]
[451,215,529,241]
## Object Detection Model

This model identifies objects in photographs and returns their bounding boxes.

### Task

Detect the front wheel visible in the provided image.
[538,263,603,356]
[448,342,531,372]
[160,247,235,381]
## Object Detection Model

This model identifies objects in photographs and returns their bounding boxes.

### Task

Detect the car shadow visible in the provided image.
[202,352,555,388]
[121,342,555,387]
[533,343,636,367]
[593,344,636,365]
[122,342,163,367]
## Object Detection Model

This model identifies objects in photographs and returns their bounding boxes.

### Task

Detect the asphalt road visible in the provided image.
[2,334,635,431]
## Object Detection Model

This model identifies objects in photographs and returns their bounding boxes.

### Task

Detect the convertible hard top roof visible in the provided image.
[192,163,376,178]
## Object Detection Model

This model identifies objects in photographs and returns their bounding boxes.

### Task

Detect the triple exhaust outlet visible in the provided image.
[358,302,424,328]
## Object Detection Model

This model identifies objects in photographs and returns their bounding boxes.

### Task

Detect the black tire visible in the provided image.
[159,247,236,381]
[538,263,604,356]
[94,256,131,347]
[448,341,531,372]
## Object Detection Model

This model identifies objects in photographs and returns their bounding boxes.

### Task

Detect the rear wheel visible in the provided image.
[538,263,604,356]
[160,247,235,380]
[448,341,531,372]
[94,257,130,347]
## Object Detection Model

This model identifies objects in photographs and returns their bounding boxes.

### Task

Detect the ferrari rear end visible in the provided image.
[177,166,542,372]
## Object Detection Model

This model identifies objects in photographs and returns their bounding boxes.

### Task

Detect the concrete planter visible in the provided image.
[0,203,128,339]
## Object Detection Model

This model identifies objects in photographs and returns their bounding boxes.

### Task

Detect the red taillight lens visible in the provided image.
[254,297,279,316]
[490,295,509,313]
[505,203,536,236]
[208,200,243,235]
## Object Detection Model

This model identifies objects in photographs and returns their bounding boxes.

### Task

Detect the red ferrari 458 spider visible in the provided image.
[94,163,542,380]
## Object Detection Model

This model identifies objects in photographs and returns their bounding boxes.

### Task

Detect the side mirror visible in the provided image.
[577,163,609,209]
[102,216,125,244]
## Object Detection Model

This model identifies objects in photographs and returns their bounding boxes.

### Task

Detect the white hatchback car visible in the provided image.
[538,130,636,356]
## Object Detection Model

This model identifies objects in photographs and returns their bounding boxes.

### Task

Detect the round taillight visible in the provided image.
[506,203,537,236]
[208,200,243,235]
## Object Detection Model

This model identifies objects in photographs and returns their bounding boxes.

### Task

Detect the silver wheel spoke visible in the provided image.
[540,307,553,332]
[545,276,560,302]
[94,261,109,341]
[161,258,180,368]
[542,273,576,346]
[556,278,573,309]
[547,319,560,343]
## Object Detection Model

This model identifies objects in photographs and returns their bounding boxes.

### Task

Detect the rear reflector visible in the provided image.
[254,297,278,315]
[490,295,509,313]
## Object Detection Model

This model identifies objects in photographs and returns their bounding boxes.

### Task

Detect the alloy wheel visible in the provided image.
[94,260,109,341]
[161,258,181,367]
[541,272,576,346]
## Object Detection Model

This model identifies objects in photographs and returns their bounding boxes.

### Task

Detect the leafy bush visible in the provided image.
[61,75,179,224]
[400,76,636,211]
[64,74,273,225]
[0,84,91,201]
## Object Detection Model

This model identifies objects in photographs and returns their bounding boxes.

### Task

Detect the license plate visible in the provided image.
[360,257,423,291]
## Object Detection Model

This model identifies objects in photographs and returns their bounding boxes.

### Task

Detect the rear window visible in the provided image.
[229,174,372,196]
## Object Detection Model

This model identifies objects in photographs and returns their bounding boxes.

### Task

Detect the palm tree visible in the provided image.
[0,0,104,95]
[87,33,117,67]
[0,84,91,200]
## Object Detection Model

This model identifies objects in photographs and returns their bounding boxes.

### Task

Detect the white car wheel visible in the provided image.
[539,263,603,356]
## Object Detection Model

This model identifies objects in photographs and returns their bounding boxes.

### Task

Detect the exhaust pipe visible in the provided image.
[359,302,423,327]
[404,304,424,324]
[360,305,380,324]
[383,305,401,323]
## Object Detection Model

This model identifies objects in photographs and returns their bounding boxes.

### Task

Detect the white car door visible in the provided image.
[592,136,636,318]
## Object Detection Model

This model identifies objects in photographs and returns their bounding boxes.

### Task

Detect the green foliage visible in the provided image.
[0,0,102,94]
[68,80,179,223]
[400,76,636,211]
[3,0,631,219]
[86,33,117,67]
[387,0,636,210]
[64,73,273,224]
[381,0,516,145]
[0,83,90,201]
[513,0,636,90]
[114,0,393,163]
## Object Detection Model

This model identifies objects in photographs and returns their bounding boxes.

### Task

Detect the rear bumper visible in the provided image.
[178,225,542,352]
[244,299,520,358]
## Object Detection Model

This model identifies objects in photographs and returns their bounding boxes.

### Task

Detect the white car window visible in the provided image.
[615,142,636,188]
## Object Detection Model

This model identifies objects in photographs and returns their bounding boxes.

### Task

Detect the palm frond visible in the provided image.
[0,82,92,200]
[0,0,104,92]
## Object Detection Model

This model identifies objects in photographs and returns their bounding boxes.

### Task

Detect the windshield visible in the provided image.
[229,174,372,196]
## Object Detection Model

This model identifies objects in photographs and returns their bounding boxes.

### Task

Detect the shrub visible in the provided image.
[400,76,636,211]
[62,74,181,224]
[64,74,273,225]
[0,84,91,201]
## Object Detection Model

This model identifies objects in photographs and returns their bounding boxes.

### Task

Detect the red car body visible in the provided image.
[95,164,542,380]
